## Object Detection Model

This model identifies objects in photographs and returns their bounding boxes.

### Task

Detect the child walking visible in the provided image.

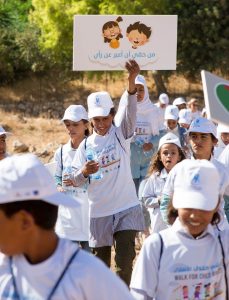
[70,60,145,286]
[130,159,229,300]
[54,105,90,250]
[0,154,135,300]
[160,117,229,229]
[142,132,185,233]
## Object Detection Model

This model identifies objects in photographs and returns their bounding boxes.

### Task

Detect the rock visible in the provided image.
[13,140,29,153]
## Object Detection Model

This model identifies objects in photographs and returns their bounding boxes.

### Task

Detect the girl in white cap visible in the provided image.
[130,159,229,300]
[160,117,229,230]
[54,105,90,251]
[141,132,185,233]
[0,125,11,160]
[70,60,145,286]
[214,123,229,158]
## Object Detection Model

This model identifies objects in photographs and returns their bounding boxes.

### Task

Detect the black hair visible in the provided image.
[167,198,220,226]
[0,200,58,230]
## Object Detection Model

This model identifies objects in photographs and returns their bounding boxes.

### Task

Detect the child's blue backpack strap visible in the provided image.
[158,232,164,270]
[115,132,126,153]
[84,137,90,184]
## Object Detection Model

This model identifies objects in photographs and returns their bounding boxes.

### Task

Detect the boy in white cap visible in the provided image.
[0,154,134,300]
[128,74,160,193]
[0,125,11,160]
[172,97,186,110]
[214,123,229,158]
[164,105,186,148]
[130,159,229,300]
[54,105,90,250]
[160,117,229,229]
[155,93,169,132]
[70,60,145,286]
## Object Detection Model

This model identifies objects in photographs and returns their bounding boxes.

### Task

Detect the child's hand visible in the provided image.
[57,185,65,193]
[125,59,140,94]
[82,160,99,178]
[143,142,153,152]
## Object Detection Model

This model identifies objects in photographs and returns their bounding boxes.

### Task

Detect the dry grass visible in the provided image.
[0,73,203,164]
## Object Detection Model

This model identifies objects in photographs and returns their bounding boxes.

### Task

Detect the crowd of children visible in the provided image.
[0,60,229,299]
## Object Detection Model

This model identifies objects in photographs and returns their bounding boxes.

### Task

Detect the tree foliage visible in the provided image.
[1,0,228,85]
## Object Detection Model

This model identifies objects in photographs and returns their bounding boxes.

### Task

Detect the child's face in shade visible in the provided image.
[0,209,25,255]
[166,119,178,130]
[136,84,145,102]
[178,208,216,238]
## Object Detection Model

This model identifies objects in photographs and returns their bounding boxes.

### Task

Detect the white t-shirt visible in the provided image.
[54,140,89,241]
[0,239,134,300]
[142,168,168,233]
[72,125,139,217]
[134,103,160,141]
[155,102,166,131]
[130,219,229,300]
[72,92,139,218]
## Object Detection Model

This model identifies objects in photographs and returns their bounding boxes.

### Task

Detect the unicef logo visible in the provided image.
[191,172,201,190]
[95,96,101,106]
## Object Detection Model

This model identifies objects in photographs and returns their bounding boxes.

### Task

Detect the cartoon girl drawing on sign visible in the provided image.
[126,21,152,49]
[102,16,123,49]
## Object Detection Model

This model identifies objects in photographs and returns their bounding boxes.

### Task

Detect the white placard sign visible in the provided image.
[73,15,177,71]
[201,70,229,126]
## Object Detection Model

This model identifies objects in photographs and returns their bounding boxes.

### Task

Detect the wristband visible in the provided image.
[127,88,137,95]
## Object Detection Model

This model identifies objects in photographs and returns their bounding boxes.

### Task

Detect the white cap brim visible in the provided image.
[178,118,191,124]
[43,192,81,207]
[165,114,178,120]
[173,190,218,211]
[88,107,111,118]
[0,132,11,137]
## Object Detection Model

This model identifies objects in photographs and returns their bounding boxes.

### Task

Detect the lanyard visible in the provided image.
[9,247,80,300]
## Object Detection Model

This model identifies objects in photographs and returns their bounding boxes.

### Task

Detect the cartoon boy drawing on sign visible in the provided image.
[102,16,123,49]
[126,21,151,49]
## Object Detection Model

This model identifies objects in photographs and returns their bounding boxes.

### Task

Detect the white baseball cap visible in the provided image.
[159,93,169,105]
[0,154,80,207]
[173,97,186,106]
[187,117,217,139]
[87,91,114,119]
[178,109,192,125]
[62,105,88,122]
[173,159,220,211]
[217,123,229,134]
[158,132,181,150]
[135,74,146,86]
[0,126,11,137]
[164,105,179,120]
